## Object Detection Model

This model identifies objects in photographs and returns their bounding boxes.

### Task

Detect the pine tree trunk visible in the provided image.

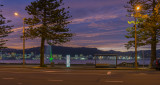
[150,35,156,68]
[40,1,46,67]
[40,37,45,67]
[150,0,157,68]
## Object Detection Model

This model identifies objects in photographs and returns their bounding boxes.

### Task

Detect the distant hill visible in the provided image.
[1,46,117,56]
[1,46,160,58]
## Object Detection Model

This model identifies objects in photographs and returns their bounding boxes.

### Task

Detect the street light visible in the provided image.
[134,6,141,68]
[14,12,26,66]
[136,6,140,10]
[14,13,18,16]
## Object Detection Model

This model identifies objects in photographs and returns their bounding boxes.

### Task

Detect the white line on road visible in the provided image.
[44,71,58,73]
[11,72,41,74]
[105,81,124,83]
[138,73,147,75]
[2,78,15,80]
[0,71,11,72]
[48,80,63,82]
[46,73,106,75]
[107,71,112,75]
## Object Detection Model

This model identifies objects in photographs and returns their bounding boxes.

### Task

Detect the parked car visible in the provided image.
[153,58,160,70]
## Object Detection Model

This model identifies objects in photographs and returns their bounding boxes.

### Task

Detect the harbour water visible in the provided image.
[0,59,151,65]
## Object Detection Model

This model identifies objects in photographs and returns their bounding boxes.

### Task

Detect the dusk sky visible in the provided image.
[1,0,152,52]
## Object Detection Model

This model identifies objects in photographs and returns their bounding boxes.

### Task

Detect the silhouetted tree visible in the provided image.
[0,4,13,49]
[25,0,72,67]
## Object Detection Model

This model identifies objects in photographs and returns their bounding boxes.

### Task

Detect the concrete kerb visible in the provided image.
[31,66,154,71]
[0,65,155,71]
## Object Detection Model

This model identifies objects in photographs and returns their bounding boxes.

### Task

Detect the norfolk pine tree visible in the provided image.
[124,0,148,49]
[140,1,160,67]
[0,4,13,49]
[125,0,160,67]
[25,0,72,67]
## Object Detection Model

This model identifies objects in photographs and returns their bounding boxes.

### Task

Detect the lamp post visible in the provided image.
[14,12,26,66]
[134,6,140,68]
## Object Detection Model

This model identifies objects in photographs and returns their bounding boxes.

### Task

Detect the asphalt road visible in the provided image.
[0,68,159,85]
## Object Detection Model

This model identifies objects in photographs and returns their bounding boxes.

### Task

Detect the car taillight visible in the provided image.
[156,61,158,65]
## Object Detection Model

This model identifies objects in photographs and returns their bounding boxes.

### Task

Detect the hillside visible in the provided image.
[1,46,160,58]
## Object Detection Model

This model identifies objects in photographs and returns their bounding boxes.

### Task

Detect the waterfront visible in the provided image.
[0,59,151,65]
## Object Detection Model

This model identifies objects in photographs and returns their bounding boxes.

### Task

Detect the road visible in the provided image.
[0,67,159,85]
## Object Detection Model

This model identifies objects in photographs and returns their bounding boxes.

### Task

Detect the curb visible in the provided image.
[0,65,155,71]
[31,66,154,71]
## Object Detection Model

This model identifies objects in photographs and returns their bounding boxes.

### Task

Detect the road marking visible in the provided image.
[17,83,23,85]
[11,72,41,74]
[105,81,124,83]
[46,73,106,75]
[0,71,11,72]
[44,71,57,73]
[139,73,147,75]
[48,80,63,82]
[2,78,15,80]
[107,71,112,75]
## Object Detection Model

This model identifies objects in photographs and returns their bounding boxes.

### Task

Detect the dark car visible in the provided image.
[153,58,160,70]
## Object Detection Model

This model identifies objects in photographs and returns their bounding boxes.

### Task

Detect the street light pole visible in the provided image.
[134,6,140,68]
[23,18,25,66]
[135,17,138,68]
[14,12,26,66]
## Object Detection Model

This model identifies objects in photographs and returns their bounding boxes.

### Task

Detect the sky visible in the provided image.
[0,0,150,52]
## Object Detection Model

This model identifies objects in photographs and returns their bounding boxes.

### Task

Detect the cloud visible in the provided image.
[71,14,118,24]
[69,0,127,21]
[6,39,41,49]
[87,18,130,31]
[68,0,126,9]
[88,23,106,29]
[62,39,129,51]
[67,40,126,44]
[76,29,125,38]
[11,27,23,32]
